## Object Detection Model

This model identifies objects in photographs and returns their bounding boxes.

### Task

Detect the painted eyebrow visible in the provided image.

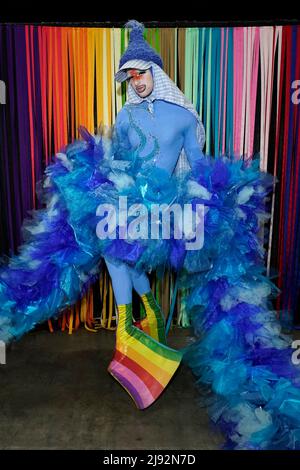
[126,70,147,81]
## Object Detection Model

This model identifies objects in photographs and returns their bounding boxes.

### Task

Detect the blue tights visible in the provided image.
[104,257,151,305]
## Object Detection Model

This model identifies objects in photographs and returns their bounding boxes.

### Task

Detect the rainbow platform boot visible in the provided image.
[107,303,182,409]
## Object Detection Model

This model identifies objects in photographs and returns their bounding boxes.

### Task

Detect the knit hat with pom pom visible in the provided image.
[115,20,163,82]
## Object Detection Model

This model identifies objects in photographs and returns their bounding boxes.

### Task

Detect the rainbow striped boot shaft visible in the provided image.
[134,291,167,345]
[108,303,183,410]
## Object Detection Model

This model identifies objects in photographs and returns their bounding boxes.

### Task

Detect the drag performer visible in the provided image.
[1,20,300,449]
[103,20,206,408]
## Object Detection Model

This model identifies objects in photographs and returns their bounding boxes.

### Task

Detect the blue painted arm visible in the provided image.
[183,114,205,174]
[112,107,131,156]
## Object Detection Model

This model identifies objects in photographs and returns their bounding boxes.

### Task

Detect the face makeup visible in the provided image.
[126,69,154,98]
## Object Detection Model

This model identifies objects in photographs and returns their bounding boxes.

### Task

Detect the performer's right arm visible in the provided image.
[114,107,130,148]
[111,107,133,167]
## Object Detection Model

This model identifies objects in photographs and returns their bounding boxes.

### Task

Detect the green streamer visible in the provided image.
[226,28,234,155]
[184,28,193,102]
[121,28,127,105]
[212,28,221,157]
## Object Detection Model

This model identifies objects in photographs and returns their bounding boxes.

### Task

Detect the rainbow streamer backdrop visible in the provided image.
[0,24,299,326]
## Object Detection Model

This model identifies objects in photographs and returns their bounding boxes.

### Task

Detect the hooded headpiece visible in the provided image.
[115,20,206,175]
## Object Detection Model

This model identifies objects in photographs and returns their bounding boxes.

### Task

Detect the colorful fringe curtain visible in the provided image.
[0,24,299,330]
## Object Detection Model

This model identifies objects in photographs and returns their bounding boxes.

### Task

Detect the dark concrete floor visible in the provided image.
[0,327,224,450]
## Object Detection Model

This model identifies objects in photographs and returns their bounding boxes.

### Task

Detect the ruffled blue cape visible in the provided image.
[1,125,300,450]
